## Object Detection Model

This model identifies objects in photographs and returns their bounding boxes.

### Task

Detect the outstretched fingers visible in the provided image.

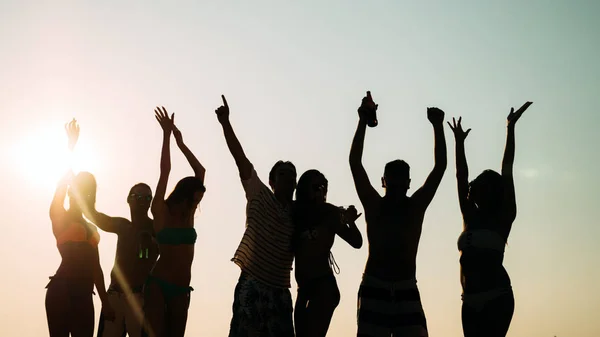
[447,116,471,139]
[154,106,171,121]
[154,106,175,132]
[448,117,459,130]
[154,107,163,119]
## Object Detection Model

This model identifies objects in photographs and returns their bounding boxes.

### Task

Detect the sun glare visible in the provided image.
[10,122,101,192]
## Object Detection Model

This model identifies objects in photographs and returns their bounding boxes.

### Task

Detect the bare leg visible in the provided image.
[98,291,126,337]
[167,292,191,337]
[294,290,309,337]
[143,281,166,337]
[300,277,340,337]
[46,282,70,337]
[124,292,145,337]
[462,292,514,337]
[70,294,95,337]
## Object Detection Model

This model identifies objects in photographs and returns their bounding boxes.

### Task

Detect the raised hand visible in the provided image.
[341,205,362,223]
[507,101,532,127]
[358,91,378,127]
[215,95,230,124]
[65,118,80,151]
[447,117,471,142]
[155,106,174,134]
[427,107,445,126]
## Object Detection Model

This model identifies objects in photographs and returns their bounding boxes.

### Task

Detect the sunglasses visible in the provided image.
[129,193,152,201]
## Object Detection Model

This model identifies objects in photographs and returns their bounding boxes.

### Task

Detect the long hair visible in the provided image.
[69,171,97,208]
[293,170,328,234]
[165,176,206,212]
[295,169,327,204]
[469,169,504,210]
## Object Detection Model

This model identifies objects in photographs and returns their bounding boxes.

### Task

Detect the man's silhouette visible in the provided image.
[216,95,296,337]
[86,183,158,337]
[349,91,447,337]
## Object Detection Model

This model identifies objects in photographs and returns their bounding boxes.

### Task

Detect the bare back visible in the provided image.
[363,195,427,281]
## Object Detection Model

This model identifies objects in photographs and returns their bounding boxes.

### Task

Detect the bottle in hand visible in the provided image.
[358,91,378,127]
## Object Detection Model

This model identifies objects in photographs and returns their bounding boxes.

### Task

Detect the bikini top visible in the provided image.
[457,229,505,253]
[156,227,197,245]
[296,229,341,275]
[56,221,100,247]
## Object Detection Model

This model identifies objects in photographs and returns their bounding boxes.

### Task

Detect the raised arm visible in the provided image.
[50,171,71,231]
[50,120,79,233]
[335,205,363,249]
[448,117,474,219]
[501,101,532,221]
[349,91,380,209]
[84,209,129,234]
[151,107,173,218]
[412,107,448,210]
[173,125,206,182]
[215,95,253,180]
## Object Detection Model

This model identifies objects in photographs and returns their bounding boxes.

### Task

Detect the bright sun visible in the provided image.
[10,121,100,192]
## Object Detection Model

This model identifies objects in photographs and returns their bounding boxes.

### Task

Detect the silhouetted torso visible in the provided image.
[364,195,425,281]
[459,210,512,293]
[55,243,95,291]
[151,212,195,286]
[293,203,339,286]
[52,215,98,293]
[110,219,157,291]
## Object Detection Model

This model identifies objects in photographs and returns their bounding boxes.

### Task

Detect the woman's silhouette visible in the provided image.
[142,107,206,337]
[46,119,114,337]
[448,102,532,337]
[292,169,363,337]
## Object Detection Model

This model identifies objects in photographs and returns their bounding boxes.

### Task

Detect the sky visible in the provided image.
[1,0,599,336]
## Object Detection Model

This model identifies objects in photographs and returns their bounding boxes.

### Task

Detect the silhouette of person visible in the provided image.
[84,182,158,337]
[447,101,532,337]
[141,107,206,337]
[292,169,363,337]
[215,95,296,337]
[46,119,115,337]
[349,92,447,337]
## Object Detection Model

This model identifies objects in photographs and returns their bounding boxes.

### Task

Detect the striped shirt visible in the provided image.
[231,168,295,289]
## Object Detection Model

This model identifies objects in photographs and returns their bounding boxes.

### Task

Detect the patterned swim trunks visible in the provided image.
[228,272,294,337]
